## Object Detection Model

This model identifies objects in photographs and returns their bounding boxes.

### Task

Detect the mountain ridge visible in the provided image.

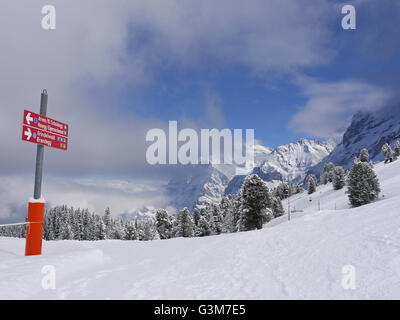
[307,104,400,178]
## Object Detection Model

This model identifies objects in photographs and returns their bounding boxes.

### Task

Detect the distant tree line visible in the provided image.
[0,174,289,241]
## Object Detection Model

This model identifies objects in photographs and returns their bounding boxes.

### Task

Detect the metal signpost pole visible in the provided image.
[25,90,48,256]
[33,90,48,199]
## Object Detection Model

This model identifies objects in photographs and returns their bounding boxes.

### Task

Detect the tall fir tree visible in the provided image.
[195,216,211,237]
[332,166,346,190]
[155,208,172,240]
[174,208,194,238]
[394,141,400,160]
[359,148,369,163]
[239,174,273,231]
[320,162,335,184]
[347,160,380,207]
[382,143,394,163]
[271,196,285,218]
[192,208,201,226]
[307,174,317,195]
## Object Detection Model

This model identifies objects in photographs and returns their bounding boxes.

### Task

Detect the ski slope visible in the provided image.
[1,161,400,299]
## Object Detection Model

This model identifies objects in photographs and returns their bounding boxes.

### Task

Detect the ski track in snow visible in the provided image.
[1,161,400,299]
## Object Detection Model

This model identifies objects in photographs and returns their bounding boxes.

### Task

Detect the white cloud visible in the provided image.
[0,0,336,176]
[0,0,339,219]
[0,175,168,222]
[288,77,393,138]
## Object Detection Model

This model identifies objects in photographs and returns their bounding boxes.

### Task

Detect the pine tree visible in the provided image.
[192,208,201,226]
[174,208,194,238]
[394,141,400,160]
[359,148,369,163]
[155,208,172,240]
[209,204,223,235]
[347,160,380,207]
[274,182,290,200]
[103,207,112,238]
[382,143,394,163]
[295,184,304,194]
[142,219,159,241]
[98,219,107,240]
[239,174,273,231]
[221,193,241,233]
[195,216,211,237]
[112,219,124,240]
[320,162,335,184]
[61,222,74,240]
[271,196,285,218]
[332,166,346,190]
[124,222,137,240]
[307,174,317,195]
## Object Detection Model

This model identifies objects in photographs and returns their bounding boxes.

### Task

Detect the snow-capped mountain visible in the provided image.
[166,139,335,211]
[165,144,273,211]
[120,206,157,221]
[308,104,400,176]
[165,165,229,211]
[225,139,336,195]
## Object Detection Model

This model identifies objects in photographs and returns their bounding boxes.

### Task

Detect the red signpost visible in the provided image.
[22,110,68,150]
[21,94,69,256]
[22,124,68,150]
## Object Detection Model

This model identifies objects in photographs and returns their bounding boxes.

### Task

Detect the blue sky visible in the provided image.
[83,0,400,148]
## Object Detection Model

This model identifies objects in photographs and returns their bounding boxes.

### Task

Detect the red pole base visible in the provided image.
[25,202,45,256]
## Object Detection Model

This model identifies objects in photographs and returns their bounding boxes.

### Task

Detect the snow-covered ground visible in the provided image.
[1,160,400,299]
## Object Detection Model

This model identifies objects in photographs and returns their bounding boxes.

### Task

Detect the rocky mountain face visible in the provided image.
[154,106,399,213]
[165,144,274,211]
[225,139,336,195]
[308,105,400,177]
[165,165,229,211]
[165,139,335,211]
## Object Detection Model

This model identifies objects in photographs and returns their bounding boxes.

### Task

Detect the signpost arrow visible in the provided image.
[24,127,32,140]
[25,112,33,125]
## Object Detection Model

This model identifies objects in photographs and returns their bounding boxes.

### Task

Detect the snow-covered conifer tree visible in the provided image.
[394,141,400,160]
[332,166,346,190]
[192,208,201,226]
[382,143,394,163]
[174,207,194,238]
[195,216,211,237]
[209,204,223,235]
[347,160,380,207]
[123,221,136,240]
[155,208,172,240]
[306,174,317,195]
[320,162,335,184]
[238,174,273,231]
[142,219,159,241]
[271,196,285,217]
[359,148,369,163]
